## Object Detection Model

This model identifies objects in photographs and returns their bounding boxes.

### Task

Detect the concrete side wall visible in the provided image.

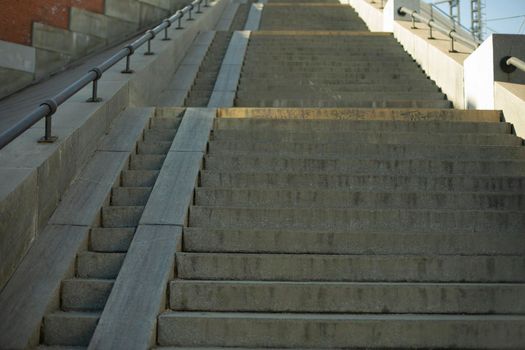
[0,0,227,292]
[495,82,525,138]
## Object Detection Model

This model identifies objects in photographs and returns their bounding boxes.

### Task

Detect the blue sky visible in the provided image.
[430,0,525,38]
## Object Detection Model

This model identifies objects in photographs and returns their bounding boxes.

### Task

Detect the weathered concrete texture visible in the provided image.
[0,225,89,349]
[0,67,34,99]
[88,225,181,349]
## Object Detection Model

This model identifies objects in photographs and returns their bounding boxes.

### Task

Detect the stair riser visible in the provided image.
[90,228,134,252]
[170,281,525,314]
[157,314,525,348]
[234,99,453,108]
[211,132,518,146]
[61,279,113,311]
[129,155,165,171]
[200,172,525,193]
[177,253,525,282]
[184,229,525,255]
[77,253,125,279]
[215,120,508,133]
[43,314,99,346]
[111,188,151,206]
[121,170,159,187]
[205,157,525,176]
[195,189,525,210]
[102,207,143,228]
[137,142,171,155]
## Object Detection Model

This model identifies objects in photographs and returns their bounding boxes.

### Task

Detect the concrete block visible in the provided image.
[171,108,216,152]
[70,7,138,42]
[32,22,106,57]
[0,39,36,73]
[105,0,140,23]
[0,225,89,349]
[89,225,181,350]
[465,34,525,109]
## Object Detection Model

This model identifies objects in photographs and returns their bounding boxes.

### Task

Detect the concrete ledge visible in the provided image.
[244,3,263,30]
[208,31,250,107]
[89,224,182,349]
[0,0,225,291]
[171,108,216,152]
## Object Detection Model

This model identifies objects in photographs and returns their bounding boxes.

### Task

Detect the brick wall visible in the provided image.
[0,0,105,45]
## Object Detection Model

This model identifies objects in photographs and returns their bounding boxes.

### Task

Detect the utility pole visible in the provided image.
[471,0,485,40]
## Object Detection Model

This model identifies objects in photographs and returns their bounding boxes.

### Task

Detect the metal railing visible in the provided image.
[501,56,525,74]
[398,6,479,53]
[0,0,209,150]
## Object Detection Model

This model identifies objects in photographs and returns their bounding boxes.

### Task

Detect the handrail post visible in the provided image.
[204,0,209,7]
[380,0,384,9]
[196,0,202,14]
[121,45,135,74]
[411,11,417,29]
[144,30,155,55]
[188,5,194,20]
[176,14,184,29]
[162,19,171,41]
[428,6,434,39]
[38,99,58,143]
[86,68,103,102]
[449,30,457,53]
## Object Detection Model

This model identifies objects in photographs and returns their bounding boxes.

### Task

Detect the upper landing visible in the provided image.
[260,1,368,30]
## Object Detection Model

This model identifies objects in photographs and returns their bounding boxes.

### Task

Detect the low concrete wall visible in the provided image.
[0,0,227,292]
[347,0,384,32]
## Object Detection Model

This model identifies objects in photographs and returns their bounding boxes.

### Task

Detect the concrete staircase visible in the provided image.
[39,113,182,347]
[237,32,451,108]
[156,109,525,348]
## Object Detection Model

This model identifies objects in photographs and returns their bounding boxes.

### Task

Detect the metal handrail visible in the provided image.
[0,0,208,150]
[398,6,479,53]
[501,56,525,74]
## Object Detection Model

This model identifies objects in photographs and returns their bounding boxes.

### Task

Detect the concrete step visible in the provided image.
[150,117,181,129]
[208,143,525,160]
[194,188,525,210]
[129,154,166,170]
[237,83,440,92]
[189,206,525,233]
[235,91,448,101]
[216,108,501,122]
[101,206,144,228]
[176,252,525,282]
[111,187,151,206]
[238,76,437,85]
[170,280,525,314]
[42,312,99,346]
[137,141,172,155]
[210,130,520,146]
[143,129,177,142]
[239,70,425,80]
[121,170,159,187]
[157,312,525,348]
[61,278,114,311]
[199,171,525,193]
[188,89,214,98]
[214,119,508,133]
[90,227,135,252]
[183,228,525,255]
[77,252,126,279]
[234,98,453,109]
[204,155,525,175]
